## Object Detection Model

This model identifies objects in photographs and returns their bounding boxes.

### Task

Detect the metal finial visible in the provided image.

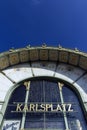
[9,47,15,52]
[75,47,79,52]
[24,81,30,90]
[26,44,31,48]
[58,82,64,89]
[42,43,47,48]
[58,44,62,49]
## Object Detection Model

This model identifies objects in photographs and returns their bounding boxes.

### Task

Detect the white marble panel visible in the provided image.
[55,72,74,83]
[0,91,7,101]
[55,63,85,83]
[0,73,13,91]
[32,62,56,76]
[74,74,87,94]
[73,82,87,102]
[0,73,13,102]
[0,105,2,110]
[3,64,33,82]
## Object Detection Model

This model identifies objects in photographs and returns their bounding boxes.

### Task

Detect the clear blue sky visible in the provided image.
[0,0,87,52]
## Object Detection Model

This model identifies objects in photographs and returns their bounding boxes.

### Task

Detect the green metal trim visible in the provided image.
[58,82,70,130]
[21,81,30,129]
[0,82,22,128]
[0,76,87,128]
[0,46,87,70]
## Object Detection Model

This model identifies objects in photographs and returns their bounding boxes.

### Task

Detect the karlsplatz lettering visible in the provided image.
[15,103,73,112]
[3,122,19,130]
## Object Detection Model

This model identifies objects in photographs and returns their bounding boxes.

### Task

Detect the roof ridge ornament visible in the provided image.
[42,43,47,48]
[58,44,62,49]
[75,47,79,52]
[9,47,15,52]
[26,44,31,48]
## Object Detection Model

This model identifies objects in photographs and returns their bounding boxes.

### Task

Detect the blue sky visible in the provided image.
[0,0,87,52]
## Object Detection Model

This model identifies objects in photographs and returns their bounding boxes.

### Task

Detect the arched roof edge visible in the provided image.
[0,46,87,70]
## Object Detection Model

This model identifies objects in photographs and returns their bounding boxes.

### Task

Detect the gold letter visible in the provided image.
[67,104,73,112]
[40,104,46,111]
[23,104,28,112]
[51,104,57,112]
[36,104,42,111]
[29,104,35,111]
[56,104,62,111]
[16,103,23,112]
[46,104,52,111]
[62,104,66,112]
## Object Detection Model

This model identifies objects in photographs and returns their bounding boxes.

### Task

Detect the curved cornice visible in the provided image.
[0,46,87,70]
